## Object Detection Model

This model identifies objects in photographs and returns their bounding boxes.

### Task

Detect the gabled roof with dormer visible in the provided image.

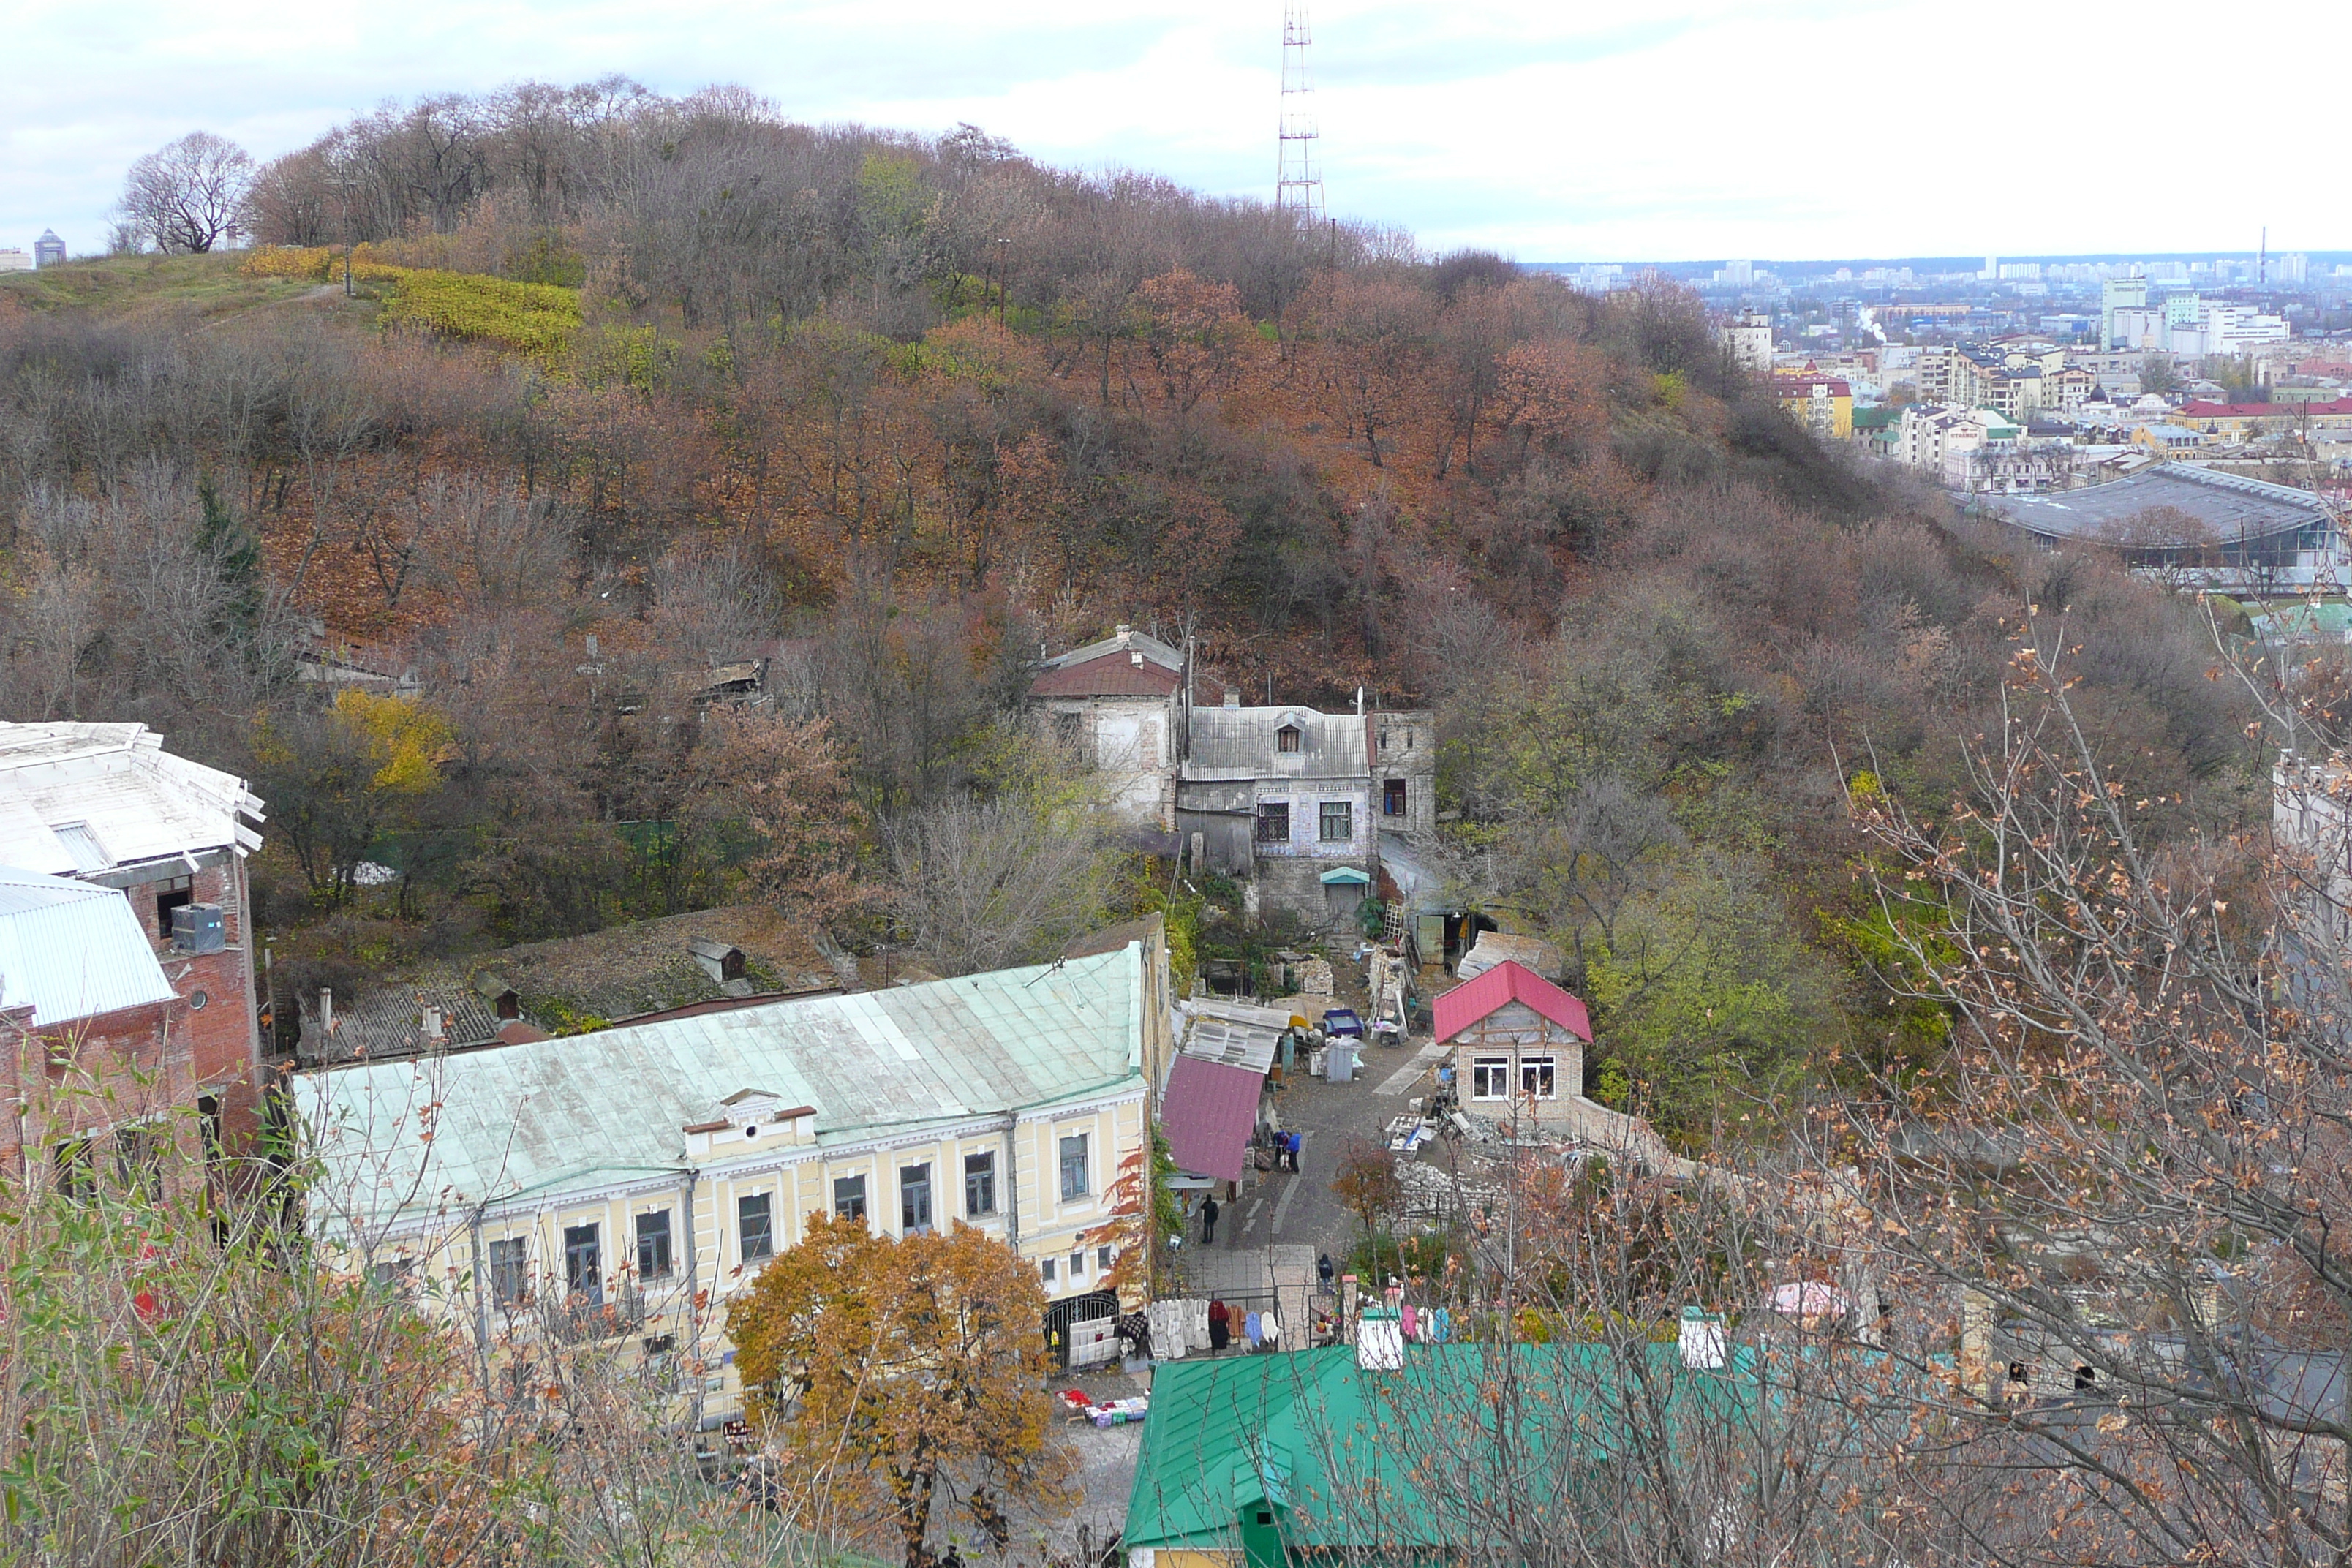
[1181,706,1369,783]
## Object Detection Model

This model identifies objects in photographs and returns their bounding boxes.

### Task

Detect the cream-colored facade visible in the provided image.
[304,943,1166,1420]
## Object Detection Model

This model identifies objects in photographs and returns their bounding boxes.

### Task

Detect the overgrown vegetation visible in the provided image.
[0,81,2262,1146]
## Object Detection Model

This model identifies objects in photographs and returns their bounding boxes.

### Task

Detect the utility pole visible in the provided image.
[1277,3,1326,226]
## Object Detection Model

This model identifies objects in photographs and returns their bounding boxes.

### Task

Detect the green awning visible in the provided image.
[1319,867,1372,886]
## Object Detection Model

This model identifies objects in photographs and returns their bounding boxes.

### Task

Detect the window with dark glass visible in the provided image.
[490,1237,528,1305]
[1520,1057,1557,1099]
[834,1174,867,1223]
[563,1223,603,1305]
[113,1123,164,1202]
[1276,725,1302,753]
[1471,1057,1510,1100]
[54,1139,93,1204]
[1256,802,1290,843]
[1058,1134,1089,1201]
[739,1193,774,1260]
[965,1151,997,1217]
[636,1209,673,1278]
[901,1164,933,1232]
[1320,801,1352,842]
[1383,777,1407,817]
[154,881,194,939]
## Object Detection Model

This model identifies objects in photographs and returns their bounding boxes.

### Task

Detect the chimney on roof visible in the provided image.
[1224,691,1240,709]
[320,988,334,1033]
[1116,624,1131,638]
[421,1006,445,1047]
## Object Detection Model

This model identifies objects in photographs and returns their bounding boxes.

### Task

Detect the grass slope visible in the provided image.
[0,252,325,320]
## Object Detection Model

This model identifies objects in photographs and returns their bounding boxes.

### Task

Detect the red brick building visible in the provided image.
[0,867,187,1188]
[0,723,267,1183]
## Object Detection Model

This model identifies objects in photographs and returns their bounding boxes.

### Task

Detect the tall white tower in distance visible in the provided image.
[1278,4,1325,225]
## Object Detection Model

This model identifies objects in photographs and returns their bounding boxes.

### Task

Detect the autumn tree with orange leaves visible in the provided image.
[727,1214,1070,1568]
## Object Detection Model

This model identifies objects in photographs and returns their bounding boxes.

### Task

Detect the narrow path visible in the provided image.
[1373,1039,1450,1096]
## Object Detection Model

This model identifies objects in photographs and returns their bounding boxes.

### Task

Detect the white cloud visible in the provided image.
[4,0,2346,261]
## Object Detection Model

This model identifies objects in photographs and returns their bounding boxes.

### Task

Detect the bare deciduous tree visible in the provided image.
[116,132,253,254]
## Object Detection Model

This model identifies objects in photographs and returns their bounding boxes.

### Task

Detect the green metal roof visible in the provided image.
[1319,867,1373,885]
[301,945,1147,1231]
[2251,601,2352,638]
[1124,1343,1757,1558]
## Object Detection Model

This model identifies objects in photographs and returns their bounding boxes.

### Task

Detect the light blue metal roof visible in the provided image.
[303,945,1146,1230]
[0,865,176,1025]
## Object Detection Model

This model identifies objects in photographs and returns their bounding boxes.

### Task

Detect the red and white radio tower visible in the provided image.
[1277,3,1325,225]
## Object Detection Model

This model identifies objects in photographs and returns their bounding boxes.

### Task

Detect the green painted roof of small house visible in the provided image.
[2251,602,2352,638]
[1123,1342,1757,1557]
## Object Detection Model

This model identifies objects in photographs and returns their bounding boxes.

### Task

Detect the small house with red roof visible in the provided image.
[1433,959,1683,1161]
[1434,959,1591,1119]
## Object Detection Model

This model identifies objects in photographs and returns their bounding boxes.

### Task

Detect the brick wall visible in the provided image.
[0,997,197,1189]
[115,853,265,1147]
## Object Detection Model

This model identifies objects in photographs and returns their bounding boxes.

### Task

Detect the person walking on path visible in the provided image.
[1200,1194,1221,1245]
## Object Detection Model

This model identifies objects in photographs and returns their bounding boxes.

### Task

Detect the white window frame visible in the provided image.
[488,1235,529,1305]
[964,1149,998,1217]
[1521,1056,1558,1100]
[1471,1056,1511,1100]
[739,1191,775,1262]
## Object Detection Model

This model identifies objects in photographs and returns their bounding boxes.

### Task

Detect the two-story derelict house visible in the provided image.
[1028,630,1435,926]
[301,941,1163,1422]
[1028,627,1200,844]
[1173,699,1436,927]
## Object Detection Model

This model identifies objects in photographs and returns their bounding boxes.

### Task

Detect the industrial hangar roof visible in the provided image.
[1982,466,2334,546]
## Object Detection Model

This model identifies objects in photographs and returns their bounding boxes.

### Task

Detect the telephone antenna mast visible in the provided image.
[1278,4,1325,225]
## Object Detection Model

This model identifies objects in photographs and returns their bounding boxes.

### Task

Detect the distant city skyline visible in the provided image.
[6,0,2348,261]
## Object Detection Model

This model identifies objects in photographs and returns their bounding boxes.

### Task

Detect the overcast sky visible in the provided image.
[7,0,2348,264]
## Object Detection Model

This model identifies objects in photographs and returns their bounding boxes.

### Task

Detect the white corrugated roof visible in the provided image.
[0,723,265,875]
[302,944,1148,1231]
[0,866,176,1025]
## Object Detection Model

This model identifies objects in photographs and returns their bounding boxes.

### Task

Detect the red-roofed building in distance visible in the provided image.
[1769,374,1853,438]
[2171,399,2352,441]
[0,723,268,1188]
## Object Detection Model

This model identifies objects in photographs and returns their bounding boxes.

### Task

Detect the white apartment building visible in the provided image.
[1719,311,1774,374]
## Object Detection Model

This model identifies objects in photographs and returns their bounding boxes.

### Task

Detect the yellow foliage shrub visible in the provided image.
[240,246,336,282]
[377,269,581,364]
[243,245,583,366]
